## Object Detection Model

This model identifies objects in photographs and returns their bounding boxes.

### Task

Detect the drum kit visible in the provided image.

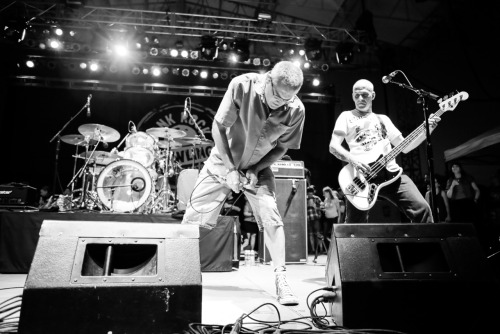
[61,122,212,213]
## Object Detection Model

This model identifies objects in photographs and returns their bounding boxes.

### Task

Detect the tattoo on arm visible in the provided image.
[330,147,350,162]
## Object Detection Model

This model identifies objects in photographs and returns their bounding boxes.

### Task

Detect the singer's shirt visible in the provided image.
[333,110,401,171]
[205,72,305,174]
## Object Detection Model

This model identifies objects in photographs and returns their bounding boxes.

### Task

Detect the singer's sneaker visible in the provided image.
[275,273,299,306]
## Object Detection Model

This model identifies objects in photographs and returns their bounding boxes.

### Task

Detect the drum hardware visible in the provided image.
[60,134,98,146]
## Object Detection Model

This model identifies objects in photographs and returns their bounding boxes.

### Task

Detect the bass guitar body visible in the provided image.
[338,156,402,211]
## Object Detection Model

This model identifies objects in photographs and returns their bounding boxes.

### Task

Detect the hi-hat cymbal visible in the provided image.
[60,134,97,146]
[146,127,186,140]
[77,150,121,165]
[175,136,214,146]
[78,124,120,143]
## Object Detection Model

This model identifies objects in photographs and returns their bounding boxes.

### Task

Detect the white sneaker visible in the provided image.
[275,273,299,306]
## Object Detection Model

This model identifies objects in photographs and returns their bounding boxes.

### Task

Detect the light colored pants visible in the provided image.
[181,165,284,230]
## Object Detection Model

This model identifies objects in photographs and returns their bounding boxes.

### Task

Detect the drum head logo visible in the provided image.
[138,101,216,168]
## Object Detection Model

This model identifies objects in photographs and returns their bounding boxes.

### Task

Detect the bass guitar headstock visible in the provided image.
[438,90,469,112]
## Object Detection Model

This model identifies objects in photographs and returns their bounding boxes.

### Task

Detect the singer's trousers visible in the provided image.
[345,174,434,224]
[181,165,282,230]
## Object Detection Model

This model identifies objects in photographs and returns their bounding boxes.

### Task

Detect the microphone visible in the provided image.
[182,98,188,121]
[291,179,297,193]
[382,71,398,84]
[86,94,92,117]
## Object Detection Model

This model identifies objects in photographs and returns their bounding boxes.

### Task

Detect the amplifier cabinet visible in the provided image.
[259,178,307,264]
[0,185,37,207]
[270,160,305,179]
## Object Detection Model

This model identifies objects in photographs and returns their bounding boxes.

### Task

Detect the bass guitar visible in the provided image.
[339,91,468,211]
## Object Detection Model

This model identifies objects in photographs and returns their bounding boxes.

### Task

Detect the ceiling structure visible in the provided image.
[1,0,447,102]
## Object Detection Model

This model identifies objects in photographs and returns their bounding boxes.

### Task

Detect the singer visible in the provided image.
[329,79,441,224]
[181,61,305,306]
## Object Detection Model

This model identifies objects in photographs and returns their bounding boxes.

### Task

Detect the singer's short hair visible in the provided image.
[271,61,304,90]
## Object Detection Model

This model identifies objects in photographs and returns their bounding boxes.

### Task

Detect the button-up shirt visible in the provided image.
[205,72,305,173]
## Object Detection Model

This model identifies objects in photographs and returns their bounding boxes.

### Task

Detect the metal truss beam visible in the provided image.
[12,1,365,49]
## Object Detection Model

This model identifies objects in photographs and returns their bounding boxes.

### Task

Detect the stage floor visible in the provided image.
[0,254,334,333]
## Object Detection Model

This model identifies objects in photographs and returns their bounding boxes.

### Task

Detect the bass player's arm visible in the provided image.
[329,131,371,174]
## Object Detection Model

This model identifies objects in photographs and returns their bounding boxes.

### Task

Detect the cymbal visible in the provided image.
[78,123,120,143]
[175,136,214,146]
[77,150,121,165]
[60,134,97,146]
[146,127,186,140]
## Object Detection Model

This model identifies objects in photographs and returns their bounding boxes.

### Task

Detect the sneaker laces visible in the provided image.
[275,273,295,299]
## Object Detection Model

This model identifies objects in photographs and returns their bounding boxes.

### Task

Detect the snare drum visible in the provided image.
[123,131,156,167]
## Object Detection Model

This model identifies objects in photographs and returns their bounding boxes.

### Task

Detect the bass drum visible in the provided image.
[96,159,152,213]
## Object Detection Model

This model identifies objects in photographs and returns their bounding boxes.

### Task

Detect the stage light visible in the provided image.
[256,11,272,22]
[212,72,219,79]
[293,60,301,68]
[303,62,311,69]
[142,68,149,75]
[47,61,56,70]
[199,35,218,60]
[263,58,271,66]
[54,28,63,36]
[131,65,141,75]
[150,47,159,56]
[182,69,190,77]
[151,66,161,76]
[321,63,329,71]
[109,64,118,73]
[192,69,199,76]
[299,49,305,56]
[230,73,238,79]
[221,71,228,80]
[26,60,35,68]
[304,38,323,61]
[161,66,169,74]
[80,62,87,69]
[200,70,208,79]
[312,78,320,86]
[172,68,180,75]
[170,49,179,57]
[190,50,199,59]
[49,39,61,49]
[252,58,261,66]
[113,44,128,57]
[89,62,99,71]
[181,50,189,58]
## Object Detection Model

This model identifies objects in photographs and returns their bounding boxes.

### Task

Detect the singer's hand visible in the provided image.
[226,170,243,193]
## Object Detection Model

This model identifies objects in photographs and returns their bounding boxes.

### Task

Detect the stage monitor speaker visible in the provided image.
[259,178,307,264]
[200,215,236,272]
[325,223,500,334]
[18,220,202,334]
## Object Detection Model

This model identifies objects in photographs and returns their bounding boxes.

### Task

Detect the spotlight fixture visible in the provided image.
[220,71,228,80]
[262,58,271,66]
[321,63,329,71]
[181,69,190,77]
[191,69,199,76]
[151,66,161,76]
[26,60,35,68]
[252,58,261,66]
[200,70,208,79]
[131,65,141,75]
[150,47,159,56]
[190,50,199,59]
[312,78,320,86]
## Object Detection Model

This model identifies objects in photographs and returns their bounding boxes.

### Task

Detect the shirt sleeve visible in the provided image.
[214,78,241,127]
[333,111,348,135]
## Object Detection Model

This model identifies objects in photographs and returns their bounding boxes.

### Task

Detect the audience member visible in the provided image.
[322,186,341,242]
[240,196,260,253]
[446,162,480,223]
[306,185,323,253]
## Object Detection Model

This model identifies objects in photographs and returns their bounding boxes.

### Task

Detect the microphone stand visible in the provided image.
[388,79,440,222]
[183,100,207,141]
[49,97,89,194]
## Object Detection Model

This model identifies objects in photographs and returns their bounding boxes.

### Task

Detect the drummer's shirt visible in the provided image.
[204,72,305,175]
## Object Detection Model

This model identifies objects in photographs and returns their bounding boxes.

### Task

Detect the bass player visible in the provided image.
[329,79,440,224]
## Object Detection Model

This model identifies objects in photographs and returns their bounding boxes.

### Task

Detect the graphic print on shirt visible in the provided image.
[353,118,387,152]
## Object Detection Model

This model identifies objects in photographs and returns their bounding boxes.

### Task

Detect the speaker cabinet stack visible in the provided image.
[18,220,202,334]
[326,223,500,334]
[259,178,307,264]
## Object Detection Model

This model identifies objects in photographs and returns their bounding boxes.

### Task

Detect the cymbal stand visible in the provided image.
[49,95,90,194]
[161,140,174,212]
